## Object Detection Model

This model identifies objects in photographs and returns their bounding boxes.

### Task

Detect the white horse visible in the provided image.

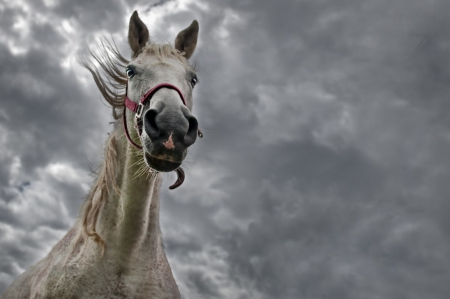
[1,11,200,299]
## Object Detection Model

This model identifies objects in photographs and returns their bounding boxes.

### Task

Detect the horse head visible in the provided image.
[124,11,200,173]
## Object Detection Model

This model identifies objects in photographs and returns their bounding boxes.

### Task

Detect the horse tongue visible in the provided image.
[169,167,185,190]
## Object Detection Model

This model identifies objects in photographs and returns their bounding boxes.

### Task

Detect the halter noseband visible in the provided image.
[123,83,187,190]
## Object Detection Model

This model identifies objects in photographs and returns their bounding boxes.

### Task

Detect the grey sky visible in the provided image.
[1,0,450,298]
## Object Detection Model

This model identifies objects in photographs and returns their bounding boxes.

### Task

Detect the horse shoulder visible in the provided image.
[1,227,79,299]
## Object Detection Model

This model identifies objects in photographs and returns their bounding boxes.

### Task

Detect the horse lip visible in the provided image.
[144,152,181,172]
[145,152,182,163]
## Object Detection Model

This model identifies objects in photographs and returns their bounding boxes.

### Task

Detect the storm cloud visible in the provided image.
[1,0,450,298]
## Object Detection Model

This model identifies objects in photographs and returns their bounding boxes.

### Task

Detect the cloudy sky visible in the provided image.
[1,0,450,298]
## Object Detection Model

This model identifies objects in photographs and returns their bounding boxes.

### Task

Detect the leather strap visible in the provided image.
[124,83,186,113]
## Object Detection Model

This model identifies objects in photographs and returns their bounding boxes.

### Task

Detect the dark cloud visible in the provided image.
[186,269,221,298]
[52,0,126,33]
[0,6,22,32]
[1,0,450,298]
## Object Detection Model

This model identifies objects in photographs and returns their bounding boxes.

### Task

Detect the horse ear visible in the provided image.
[128,11,149,58]
[175,20,199,59]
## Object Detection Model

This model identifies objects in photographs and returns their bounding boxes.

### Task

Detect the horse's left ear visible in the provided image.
[175,20,199,59]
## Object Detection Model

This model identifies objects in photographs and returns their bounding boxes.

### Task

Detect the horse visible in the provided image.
[1,11,200,299]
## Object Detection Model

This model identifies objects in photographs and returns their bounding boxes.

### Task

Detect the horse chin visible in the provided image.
[144,152,182,172]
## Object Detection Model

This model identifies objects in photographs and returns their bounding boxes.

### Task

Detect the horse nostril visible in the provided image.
[184,115,198,147]
[144,109,160,139]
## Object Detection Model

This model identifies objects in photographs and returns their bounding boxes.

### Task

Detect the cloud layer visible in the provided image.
[1,0,450,298]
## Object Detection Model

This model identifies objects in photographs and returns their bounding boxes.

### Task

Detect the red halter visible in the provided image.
[122,83,188,190]
[123,83,187,149]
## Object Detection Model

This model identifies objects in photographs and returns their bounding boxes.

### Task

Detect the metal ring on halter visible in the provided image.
[135,103,145,120]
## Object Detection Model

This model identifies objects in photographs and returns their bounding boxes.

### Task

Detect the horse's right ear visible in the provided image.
[128,11,149,58]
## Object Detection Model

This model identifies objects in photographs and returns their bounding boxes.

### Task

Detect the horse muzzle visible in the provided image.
[141,100,198,172]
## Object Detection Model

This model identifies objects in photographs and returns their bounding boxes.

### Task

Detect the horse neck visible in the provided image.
[97,113,164,269]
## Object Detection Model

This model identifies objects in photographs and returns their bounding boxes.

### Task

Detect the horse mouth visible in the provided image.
[144,152,181,172]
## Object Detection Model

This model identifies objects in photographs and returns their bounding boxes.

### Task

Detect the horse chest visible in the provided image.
[40,267,179,299]
[19,251,178,299]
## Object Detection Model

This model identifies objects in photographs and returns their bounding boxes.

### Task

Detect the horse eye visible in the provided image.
[191,77,197,88]
[126,68,135,79]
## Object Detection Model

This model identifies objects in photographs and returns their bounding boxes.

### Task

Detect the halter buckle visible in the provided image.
[135,103,145,120]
